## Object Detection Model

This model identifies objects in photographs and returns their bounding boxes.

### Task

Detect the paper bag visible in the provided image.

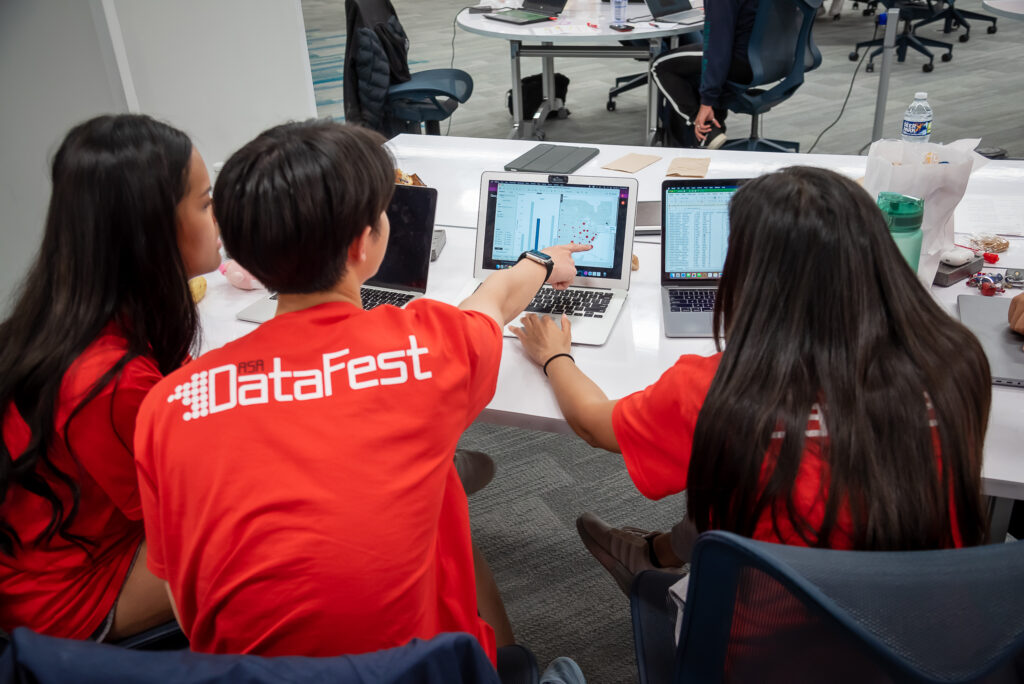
[863,138,987,287]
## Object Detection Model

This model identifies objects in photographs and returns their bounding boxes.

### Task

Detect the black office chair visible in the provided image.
[631,531,1024,683]
[849,0,954,73]
[913,0,997,43]
[719,0,823,152]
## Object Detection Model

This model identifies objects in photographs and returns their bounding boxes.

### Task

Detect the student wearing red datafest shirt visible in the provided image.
[133,121,589,663]
[512,167,991,596]
[0,115,221,641]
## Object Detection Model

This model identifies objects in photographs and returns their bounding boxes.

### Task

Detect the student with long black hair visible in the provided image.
[513,166,991,593]
[0,114,221,639]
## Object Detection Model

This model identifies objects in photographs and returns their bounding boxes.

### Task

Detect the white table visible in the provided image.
[981,0,1024,19]
[202,136,1024,536]
[457,1,702,142]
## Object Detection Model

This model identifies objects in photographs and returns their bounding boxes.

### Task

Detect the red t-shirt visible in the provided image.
[0,324,160,638]
[134,300,501,661]
[612,353,960,549]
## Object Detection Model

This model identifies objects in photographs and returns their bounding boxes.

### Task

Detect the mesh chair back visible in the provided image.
[676,532,1024,683]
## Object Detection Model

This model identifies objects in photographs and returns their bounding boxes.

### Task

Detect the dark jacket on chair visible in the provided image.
[343,0,412,131]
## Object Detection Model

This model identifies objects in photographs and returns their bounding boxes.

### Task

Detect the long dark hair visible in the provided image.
[687,167,989,550]
[0,114,200,556]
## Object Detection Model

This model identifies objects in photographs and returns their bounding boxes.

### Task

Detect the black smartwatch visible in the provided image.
[517,250,554,281]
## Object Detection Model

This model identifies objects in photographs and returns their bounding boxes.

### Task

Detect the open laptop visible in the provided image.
[236,184,438,324]
[470,171,638,346]
[957,294,1024,388]
[660,178,744,338]
[484,0,568,25]
[639,0,704,24]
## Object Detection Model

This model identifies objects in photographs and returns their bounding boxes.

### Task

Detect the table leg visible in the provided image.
[531,43,556,140]
[646,37,661,145]
[509,40,525,139]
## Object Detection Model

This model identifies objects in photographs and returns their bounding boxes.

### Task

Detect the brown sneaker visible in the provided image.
[576,512,660,595]
[453,449,495,496]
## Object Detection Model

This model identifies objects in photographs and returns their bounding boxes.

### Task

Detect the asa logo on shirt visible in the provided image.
[166,335,432,422]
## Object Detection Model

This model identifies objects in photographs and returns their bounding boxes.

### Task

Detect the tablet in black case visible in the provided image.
[504,144,600,174]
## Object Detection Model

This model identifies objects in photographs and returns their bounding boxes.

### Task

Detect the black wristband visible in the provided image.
[517,250,554,281]
[543,353,575,377]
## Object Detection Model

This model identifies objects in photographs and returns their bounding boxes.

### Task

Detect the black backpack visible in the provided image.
[506,73,570,119]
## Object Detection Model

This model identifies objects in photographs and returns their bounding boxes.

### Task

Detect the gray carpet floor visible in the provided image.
[298,2,1023,679]
[457,422,687,682]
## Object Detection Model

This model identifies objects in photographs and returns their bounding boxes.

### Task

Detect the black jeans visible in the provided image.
[651,48,752,147]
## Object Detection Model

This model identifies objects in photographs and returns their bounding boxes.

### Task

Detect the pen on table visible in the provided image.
[587,21,599,28]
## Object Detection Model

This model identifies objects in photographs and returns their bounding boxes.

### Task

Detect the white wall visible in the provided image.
[0,0,317,313]
[0,0,129,313]
[111,0,317,169]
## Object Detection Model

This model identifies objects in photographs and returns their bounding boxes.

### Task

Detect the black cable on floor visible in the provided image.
[445,7,475,136]
[806,24,877,154]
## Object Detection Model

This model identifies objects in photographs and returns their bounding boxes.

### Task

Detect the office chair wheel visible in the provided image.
[534,130,547,141]
[959,33,969,42]
[988,24,997,33]
[849,51,859,61]
[923,62,934,72]
[866,62,874,72]
[607,100,616,111]
[942,52,952,61]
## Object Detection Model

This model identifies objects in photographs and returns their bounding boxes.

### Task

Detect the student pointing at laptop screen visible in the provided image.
[132,120,589,662]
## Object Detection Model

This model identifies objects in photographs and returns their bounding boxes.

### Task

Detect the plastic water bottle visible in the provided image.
[612,0,628,24]
[901,92,933,143]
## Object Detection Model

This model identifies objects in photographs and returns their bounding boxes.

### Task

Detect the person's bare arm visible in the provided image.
[459,243,592,326]
[510,314,620,452]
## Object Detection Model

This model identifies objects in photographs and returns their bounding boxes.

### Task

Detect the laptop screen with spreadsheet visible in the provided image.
[661,179,743,284]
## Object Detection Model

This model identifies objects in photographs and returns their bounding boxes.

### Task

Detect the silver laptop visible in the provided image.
[640,0,704,24]
[470,171,638,346]
[236,185,438,324]
[661,178,744,338]
[957,294,1024,388]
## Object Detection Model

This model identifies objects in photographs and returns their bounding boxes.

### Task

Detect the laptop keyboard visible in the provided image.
[526,288,613,318]
[361,288,415,310]
[668,288,716,312]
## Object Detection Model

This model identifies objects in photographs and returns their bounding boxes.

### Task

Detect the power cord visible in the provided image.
[806,24,877,154]
[445,7,475,135]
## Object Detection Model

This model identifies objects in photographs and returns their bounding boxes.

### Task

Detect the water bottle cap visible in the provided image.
[915,91,928,100]
[877,192,924,232]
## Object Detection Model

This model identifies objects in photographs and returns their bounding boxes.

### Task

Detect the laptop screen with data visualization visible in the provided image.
[661,180,743,284]
[481,178,631,281]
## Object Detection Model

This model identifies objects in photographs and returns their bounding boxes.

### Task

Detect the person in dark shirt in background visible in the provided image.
[650,0,758,148]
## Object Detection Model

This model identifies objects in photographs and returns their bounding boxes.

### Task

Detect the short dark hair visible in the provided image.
[214,120,395,294]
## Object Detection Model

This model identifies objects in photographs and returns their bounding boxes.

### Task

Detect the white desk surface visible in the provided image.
[386,134,1024,231]
[981,0,1024,19]
[203,137,1024,501]
[457,0,701,43]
